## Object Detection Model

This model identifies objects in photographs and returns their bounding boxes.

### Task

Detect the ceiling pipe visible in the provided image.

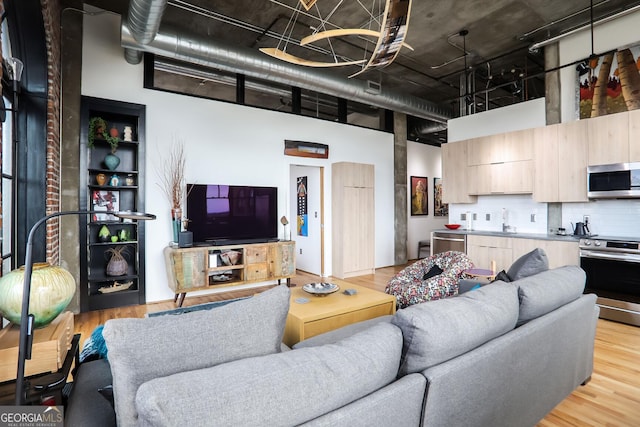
[120,23,453,123]
[529,4,640,51]
[124,0,168,64]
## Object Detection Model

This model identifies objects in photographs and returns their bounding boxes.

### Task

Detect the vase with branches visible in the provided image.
[157,139,188,243]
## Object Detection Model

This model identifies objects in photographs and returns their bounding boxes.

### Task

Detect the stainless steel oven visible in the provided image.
[579,237,640,326]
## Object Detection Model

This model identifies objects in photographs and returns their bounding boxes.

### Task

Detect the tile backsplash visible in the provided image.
[450,196,640,239]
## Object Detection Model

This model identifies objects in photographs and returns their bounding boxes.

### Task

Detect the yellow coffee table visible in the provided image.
[283,281,396,347]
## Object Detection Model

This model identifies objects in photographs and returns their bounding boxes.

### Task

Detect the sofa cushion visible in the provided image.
[515,265,586,325]
[507,248,549,281]
[392,282,519,376]
[135,322,403,427]
[103,284,290,427]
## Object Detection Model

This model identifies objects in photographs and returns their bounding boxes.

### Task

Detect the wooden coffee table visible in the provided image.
[283,281,396,347]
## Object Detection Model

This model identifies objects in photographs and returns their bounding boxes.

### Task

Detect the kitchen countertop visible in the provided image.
[433,229,582,242]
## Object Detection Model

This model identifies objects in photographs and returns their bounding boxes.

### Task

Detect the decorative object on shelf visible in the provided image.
[111,235,119,243]
[98,225,111,242]
[0,263,75,328]
[110,173,120,186]
[125,174,135,186]
[219,250,242,266]
[104,153,120,171]
[444,224,461,230]
[280,215,289,241]
[123,126,133,142]
[98,280,133,294]
[109,126,119,138]
[157,138,188,243]
[10,209,155,405]
[88,116,119,151]
[96,173,107,186]
[118,229,130,242]
[302,282,340,297]
[106,246,129,276]
[171,208,182,244]
[92,190,120,221]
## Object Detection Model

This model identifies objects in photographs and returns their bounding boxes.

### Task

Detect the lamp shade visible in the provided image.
[0,263,75,328]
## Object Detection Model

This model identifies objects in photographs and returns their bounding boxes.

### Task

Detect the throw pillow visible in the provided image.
[516,265,586,325]
[392,282,519,376]
[507,248,549,281]
[491,269,511,283]
[103,284,290,427]
[135,323,403,427]
[422,264,444,280]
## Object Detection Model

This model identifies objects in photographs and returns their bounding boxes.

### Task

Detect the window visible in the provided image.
[1,18,16,276]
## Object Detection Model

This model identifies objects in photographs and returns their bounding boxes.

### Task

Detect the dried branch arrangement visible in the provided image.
[157,138,187,210]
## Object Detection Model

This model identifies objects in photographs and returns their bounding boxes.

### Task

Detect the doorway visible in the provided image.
[289,165,324,276]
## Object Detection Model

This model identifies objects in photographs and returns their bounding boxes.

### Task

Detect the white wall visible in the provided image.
[558,9,640,123]
[448,98,546,142]
[81,12,395,302]
[406,142,446,258]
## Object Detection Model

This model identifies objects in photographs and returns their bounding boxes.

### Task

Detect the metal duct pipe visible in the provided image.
[124,47,144,65]
[128,0,168,45]
[414,121,448,134]
[120,23,452,123]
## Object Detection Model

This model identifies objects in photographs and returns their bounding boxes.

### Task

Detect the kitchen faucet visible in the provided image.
[502,208,515,233]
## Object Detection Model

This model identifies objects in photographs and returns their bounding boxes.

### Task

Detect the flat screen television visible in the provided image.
[186,184,278,245]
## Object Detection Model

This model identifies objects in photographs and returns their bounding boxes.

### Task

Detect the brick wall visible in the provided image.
[41,0,62,264]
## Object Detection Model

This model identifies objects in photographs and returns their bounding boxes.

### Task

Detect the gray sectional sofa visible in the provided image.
[65,265,598,427]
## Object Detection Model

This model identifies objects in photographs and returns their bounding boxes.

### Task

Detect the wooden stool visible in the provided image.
[417,240,430,258]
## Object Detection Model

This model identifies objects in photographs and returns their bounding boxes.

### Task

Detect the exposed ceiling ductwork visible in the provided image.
[120,1,453,124]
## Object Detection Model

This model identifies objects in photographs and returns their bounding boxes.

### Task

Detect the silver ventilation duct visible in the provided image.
[128,0,168,45]
[120,23,452,123]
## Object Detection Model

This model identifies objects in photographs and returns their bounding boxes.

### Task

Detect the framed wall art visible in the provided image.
[433,177,448,217]
[410,176,428,216]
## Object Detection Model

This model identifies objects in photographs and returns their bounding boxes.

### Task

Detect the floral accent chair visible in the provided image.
[385,251,474,309]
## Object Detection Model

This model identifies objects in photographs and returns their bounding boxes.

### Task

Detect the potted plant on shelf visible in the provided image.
[88,117,121,170]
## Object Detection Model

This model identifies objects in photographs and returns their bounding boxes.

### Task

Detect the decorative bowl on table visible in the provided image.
[302,282,340,297]
[444,224,461,230]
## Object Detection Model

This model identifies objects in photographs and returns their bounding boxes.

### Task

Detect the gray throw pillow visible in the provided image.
[392,282,519,376]
[507,248,549,281]
[135,323,403,427]
[516,265,586,325]
[103,284,290,427]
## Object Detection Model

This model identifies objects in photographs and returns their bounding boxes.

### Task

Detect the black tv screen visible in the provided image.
[186,184,278,245]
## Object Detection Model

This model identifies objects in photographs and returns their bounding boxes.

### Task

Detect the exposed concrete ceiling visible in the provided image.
[86,0,640,143]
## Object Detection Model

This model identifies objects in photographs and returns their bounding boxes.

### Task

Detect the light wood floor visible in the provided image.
[74,265,640,427]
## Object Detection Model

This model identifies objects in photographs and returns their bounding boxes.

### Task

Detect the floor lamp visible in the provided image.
[15,210,156,405]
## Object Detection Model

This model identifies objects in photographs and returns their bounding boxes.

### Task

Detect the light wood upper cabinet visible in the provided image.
[558,120,589,201]
[442,141,477,204]
[533,124,559,202]
[469,161,533,195]
[503,128,534,162]
[467,130,532,166]
[629,109,640,162]
[587,112,629,165]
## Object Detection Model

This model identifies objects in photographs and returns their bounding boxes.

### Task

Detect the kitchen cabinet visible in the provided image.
[466,235,513,273]
[468,160,533,195]
[441,141,476,204]
[534,122,588,202]
[533,124,559,202]
[587,112,629,165]
[467,129,533,166]
[511,239,579,268]
[629,109,640,162]
[467,234,579,274]
[332,162,375,279]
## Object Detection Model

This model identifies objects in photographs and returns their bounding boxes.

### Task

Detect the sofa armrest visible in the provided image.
[65,359,115,427]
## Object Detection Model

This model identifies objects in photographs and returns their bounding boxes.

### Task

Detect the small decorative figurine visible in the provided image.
[110,174,120,186]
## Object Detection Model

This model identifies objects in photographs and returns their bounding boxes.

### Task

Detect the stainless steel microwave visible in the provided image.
[587,162,640,198]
